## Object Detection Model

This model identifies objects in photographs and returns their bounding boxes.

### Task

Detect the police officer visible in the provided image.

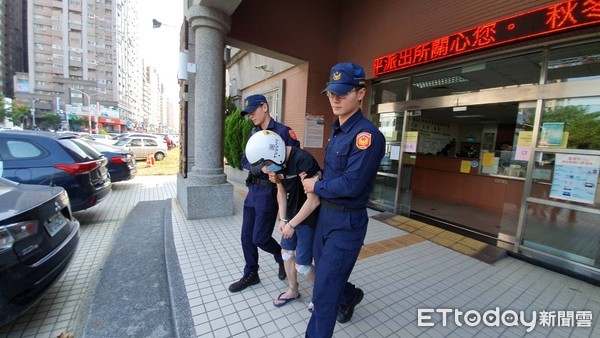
[302,63,385,337]
[229,94,300,293]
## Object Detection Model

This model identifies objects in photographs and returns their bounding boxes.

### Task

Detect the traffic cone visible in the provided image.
[151,155,155,165]
[146,154,153,168]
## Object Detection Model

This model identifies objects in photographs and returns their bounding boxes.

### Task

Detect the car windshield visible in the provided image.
[58,138,103,161]
[88,141,124,152]
[82,135,94,140]
[114,139,129,146]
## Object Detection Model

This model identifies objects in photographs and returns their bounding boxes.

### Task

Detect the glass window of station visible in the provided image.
[370,39,600,278]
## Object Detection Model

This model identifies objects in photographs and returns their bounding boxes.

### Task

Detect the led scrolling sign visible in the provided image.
[374,0,600,76]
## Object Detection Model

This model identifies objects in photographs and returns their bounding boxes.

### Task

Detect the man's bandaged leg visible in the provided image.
[296,263,312,276]
[282,250,295,261]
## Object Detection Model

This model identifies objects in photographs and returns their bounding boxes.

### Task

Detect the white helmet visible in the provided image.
[245,130,286,171]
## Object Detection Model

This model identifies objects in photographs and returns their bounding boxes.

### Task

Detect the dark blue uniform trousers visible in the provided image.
[241,184,283,276]
[306,207,368,337]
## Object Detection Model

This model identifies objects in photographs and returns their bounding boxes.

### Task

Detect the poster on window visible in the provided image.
[403,131,418,153]
[515,131,532,161]
[550,154,600,204]
[540,122,564,147]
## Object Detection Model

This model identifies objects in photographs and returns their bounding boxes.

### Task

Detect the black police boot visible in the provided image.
[278,261,287,280]
[228,271,260,292]
[337,288,364,323]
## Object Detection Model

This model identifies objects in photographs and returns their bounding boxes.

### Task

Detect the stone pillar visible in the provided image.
[177,5,233,219]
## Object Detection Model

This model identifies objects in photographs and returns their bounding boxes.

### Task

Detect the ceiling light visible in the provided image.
[548,54,600,69]
[462,63,486,73]
[413,75,469,89]
[453,114,485,118]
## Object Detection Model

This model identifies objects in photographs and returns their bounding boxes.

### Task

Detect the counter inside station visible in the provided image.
[411,154,525,214]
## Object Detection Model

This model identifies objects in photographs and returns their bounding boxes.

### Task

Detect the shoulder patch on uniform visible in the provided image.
[356,132,372,150]
[289,129,298,140]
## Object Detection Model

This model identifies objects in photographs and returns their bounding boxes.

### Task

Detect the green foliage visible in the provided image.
[42,113,62,129]
[225,95,238,116]
[541,105,600,149]
[68,116,87,131]
[0,93,8,122]
[224,108,253,170]
[10,102,29,126]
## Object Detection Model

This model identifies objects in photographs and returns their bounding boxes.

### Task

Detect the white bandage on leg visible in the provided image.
[281,250,295,261]
[296,264,312,276]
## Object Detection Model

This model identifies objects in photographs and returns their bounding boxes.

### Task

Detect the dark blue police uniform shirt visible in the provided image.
[314,110,385,208]
[241,118,299,179]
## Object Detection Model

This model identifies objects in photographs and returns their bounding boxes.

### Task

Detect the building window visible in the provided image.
[546,41,600,84]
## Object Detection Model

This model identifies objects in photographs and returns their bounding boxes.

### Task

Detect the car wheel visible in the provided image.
[154,152,165,161]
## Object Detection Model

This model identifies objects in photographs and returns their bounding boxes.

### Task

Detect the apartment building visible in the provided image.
[11,0,144,132]
[0,0,26,98]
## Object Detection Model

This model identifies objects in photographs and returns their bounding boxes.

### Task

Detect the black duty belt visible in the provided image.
[320,199,365,212]
[250,178,276,188]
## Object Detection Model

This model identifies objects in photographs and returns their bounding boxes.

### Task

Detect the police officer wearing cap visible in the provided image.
[228,94,300,293]
[302,63,385,337]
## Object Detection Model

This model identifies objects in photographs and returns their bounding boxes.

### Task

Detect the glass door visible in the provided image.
[370,112,404,212]
[404,102,534,244]
[521,96,600,269]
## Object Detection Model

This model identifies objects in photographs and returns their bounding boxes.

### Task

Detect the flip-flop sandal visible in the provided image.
[273,292,301,308]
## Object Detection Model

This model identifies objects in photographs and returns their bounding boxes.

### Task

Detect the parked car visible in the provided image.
[0,130,112,212]
[155,133,175,149]
[0,177,80,326]
[85,141,137,182]
[88,133,115,145]
[55,131,93,141]
[113,136,168,161]
[115,133,167,146]
[170,134,180,147]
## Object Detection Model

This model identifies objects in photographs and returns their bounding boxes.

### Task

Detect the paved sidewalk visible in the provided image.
[172,176,599,337]
[0,175,598,337]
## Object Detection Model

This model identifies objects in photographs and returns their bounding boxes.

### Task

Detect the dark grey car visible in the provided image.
[0,178,80,326]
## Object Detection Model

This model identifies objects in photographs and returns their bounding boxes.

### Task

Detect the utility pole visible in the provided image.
[30,98,38,128]
[70,88,101,133]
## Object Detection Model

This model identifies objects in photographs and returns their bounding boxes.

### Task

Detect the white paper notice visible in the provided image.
[304,114,324,148]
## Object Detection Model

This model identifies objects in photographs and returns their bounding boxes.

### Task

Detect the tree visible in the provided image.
[224,107,253,170]
[541,106,600,149]
[520,105,600,149]
[0,93,11,123]
[225,95,238,116]
[42,113,62,130]
[11,101,29,127]
[70,116,88,131]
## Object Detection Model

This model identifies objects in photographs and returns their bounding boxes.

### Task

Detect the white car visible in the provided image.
[116,133,167,146]
[86,133,116,145]
[113,136,168,161]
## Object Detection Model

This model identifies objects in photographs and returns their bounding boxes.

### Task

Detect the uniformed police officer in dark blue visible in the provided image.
[229,94,300,293]
[301,63,385,337]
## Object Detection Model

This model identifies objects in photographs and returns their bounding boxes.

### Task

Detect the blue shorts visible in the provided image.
[280,225,315,266]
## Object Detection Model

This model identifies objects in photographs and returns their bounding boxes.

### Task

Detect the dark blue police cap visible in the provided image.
[241,94,267,116]
[322,62,366,95]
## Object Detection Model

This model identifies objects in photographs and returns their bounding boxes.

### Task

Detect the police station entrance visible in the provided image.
[369,39,600,280]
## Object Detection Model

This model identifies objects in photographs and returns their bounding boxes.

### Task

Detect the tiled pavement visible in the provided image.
[1,175,598,337]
